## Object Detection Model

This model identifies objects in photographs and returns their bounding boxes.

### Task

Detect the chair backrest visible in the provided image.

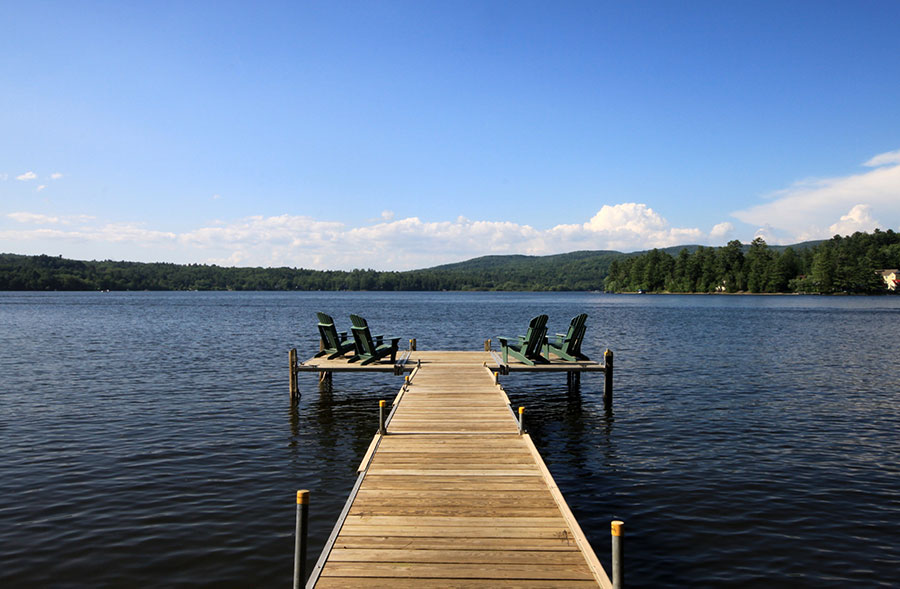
[349,314,377,356]
[565,313,588,353]
[523,314,548,357]
[316,312,342,350]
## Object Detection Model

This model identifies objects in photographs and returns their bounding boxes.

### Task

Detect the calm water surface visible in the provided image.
[1,292,899,587]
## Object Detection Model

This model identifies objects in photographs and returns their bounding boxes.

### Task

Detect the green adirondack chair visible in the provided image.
[545,313,589,361]
[314,312,357,359]
[348,314,401,365]
[498,314,549,366]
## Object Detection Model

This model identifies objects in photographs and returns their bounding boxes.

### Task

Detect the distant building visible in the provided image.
[879,269,899,291]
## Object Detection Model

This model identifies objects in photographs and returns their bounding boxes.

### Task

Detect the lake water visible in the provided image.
[1,291,898,587]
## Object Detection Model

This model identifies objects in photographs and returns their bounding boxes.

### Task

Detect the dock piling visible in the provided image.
[518,406,525,435]
[409,338,417,351]
[378,400,386,435]
[289,348,299,398]
[484,338,491,351]
[293,490,309,589]
[612,519,624,589]
[604,349,614,408]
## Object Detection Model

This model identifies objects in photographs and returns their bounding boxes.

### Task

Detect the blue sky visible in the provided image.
[3,1,900,270]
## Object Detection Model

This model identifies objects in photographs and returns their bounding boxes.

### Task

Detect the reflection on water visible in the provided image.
[1,291,899,587]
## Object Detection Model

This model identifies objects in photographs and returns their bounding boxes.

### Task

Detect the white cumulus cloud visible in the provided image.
[51,172,63,180]
[578,203,704,250]
[732,148,900,242]
[710,222,735,240]
[16,171,37,181]
[828,204,880,236]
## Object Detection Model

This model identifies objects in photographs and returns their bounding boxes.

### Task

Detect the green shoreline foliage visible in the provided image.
[1,230,898,293]
[605,230,900,294]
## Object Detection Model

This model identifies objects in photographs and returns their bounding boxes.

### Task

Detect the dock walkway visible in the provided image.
[306,352,611,588]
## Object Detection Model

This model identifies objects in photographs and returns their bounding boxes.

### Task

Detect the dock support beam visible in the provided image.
[611,519,624,589]
[293,490,309,589]
[289,348,299,399]
[604,349,614,408]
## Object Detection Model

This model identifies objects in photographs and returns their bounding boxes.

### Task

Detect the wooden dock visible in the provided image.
[303,351,612,588]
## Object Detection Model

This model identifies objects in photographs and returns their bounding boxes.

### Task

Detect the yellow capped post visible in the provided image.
[378,399,386,435]
[293,490,310,588]
[611,519,624,589]
[517,406,525,435]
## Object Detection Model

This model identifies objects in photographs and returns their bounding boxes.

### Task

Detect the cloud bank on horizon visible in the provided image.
[2,149,899,270]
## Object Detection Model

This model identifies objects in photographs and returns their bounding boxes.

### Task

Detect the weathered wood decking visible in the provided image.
[305,352,612,588]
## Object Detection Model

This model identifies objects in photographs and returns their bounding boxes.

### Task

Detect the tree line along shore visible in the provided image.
[1,229,898,294]
[606,230,899,294]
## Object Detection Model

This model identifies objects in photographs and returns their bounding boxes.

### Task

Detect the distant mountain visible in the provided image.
[425,250,622,271]
[409,250,624,291]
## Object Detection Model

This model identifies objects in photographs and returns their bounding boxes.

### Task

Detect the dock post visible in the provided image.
[379,400,386,435]
[289,348,299,398]
[611,519,624,589]
[484,339,491,351]
[604,349,614,408]
[409,338,417,351]
[293,490,309,589]
[518,406,525,435]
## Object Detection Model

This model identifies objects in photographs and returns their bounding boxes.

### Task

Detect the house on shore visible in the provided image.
[879,269,899,291]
